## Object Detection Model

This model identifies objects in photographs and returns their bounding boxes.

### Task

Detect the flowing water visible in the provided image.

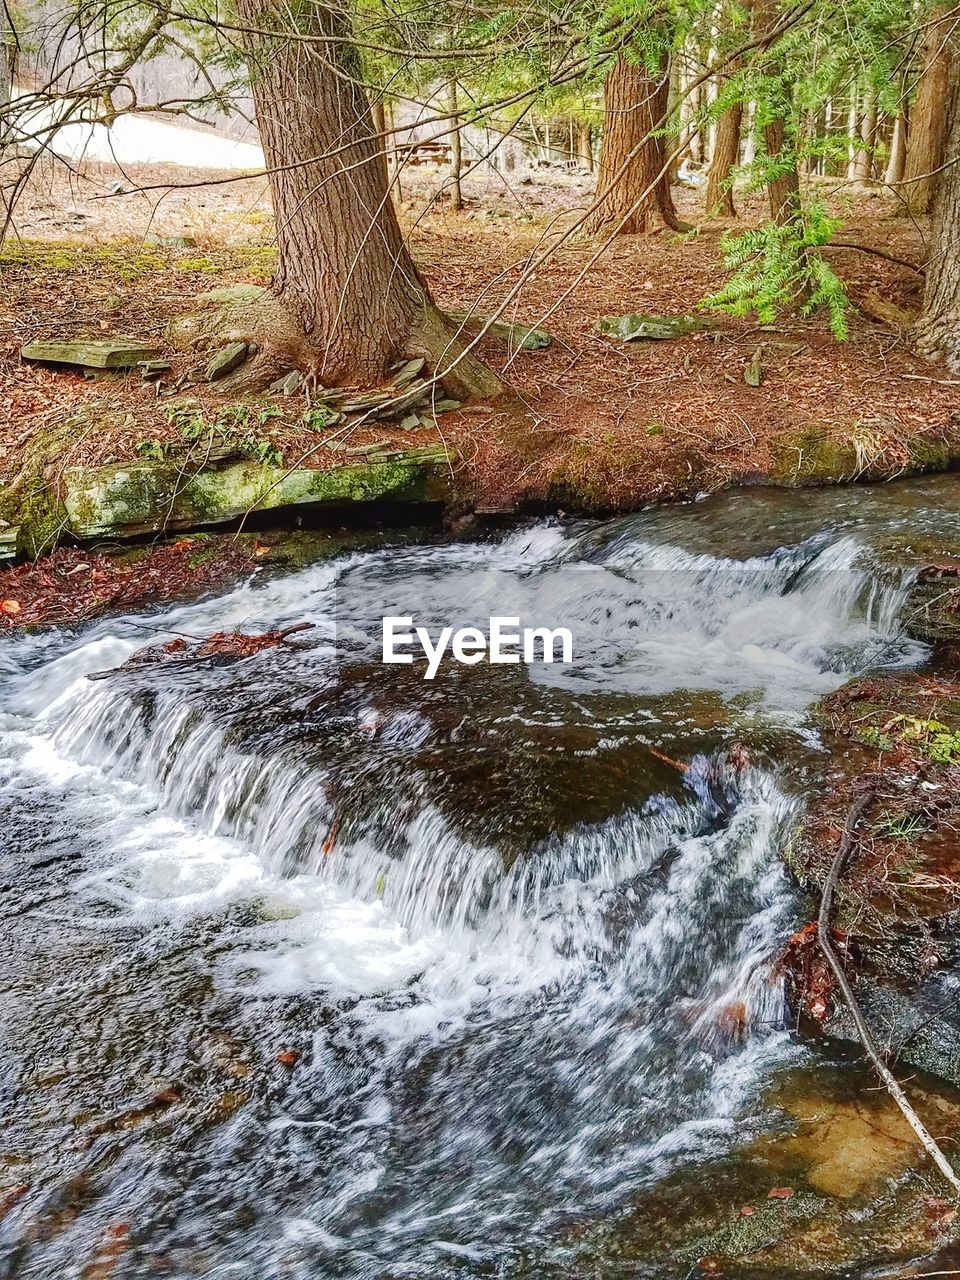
[1,478,958,1279]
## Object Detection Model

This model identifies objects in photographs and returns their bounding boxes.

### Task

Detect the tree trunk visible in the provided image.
[885,111,908,184]
[706,98,742,214]
[901,5,956,213]
[227,0,500,397]
[446,79,463,211]
[370,95,388,188]
[576,124,594,170]
[586,53,692,236]
[853,89,878,183]
[914,72,960,366]
[846,89,859,179]
[763,115,800,224]
[752,0,800,223]
[0,29,10,112]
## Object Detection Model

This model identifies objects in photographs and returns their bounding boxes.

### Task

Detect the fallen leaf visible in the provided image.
[767,1186,794,1200]
[1,599,21,616]
[322,815,340,856]
[276,1049,299,1067]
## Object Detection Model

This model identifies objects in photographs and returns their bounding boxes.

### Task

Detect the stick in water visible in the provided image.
[818,792,960,1196]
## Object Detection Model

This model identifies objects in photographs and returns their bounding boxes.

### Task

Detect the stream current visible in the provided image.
[1,478,958,1278]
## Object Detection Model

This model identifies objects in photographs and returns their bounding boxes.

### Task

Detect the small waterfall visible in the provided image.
[0,504,931,1276]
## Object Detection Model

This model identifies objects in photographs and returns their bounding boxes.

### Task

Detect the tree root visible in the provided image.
[818,790,960,1196]
[167,290,507,403]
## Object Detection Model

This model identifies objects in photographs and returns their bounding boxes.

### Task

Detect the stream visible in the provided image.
[1,477,959,1279]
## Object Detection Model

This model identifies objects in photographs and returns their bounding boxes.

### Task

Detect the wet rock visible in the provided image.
[825,976,960,1089]
[205,342,250,382]
[599,313,713,342]
[905,563,960,644]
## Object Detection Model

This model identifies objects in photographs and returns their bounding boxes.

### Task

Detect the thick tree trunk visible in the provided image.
[576,123,594,170]
[586,54,692,236]
[706,98,742,215]
[901,5,956,214]
[446,79,463,211]
[231,0,500,397]
[885,111,908,184]
[914,73,960,366]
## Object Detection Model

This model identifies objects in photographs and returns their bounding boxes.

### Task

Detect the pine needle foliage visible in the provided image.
[704,203,850,339]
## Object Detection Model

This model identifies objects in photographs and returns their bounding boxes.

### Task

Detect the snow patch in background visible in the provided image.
[12,85,265,169]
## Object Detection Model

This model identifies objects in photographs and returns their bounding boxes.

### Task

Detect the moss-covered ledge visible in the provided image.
[5,448,454,551]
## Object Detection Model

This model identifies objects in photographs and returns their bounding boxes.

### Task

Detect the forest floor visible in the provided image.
[2,154,959,621]
[5,155,958,501]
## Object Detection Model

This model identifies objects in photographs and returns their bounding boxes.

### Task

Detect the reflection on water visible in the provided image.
[1,477,959,1278]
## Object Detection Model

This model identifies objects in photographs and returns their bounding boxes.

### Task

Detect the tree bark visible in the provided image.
[586,53,692,236]
[763,116,801,224]
[446,79,463,211]
[914,71,960,366]
[229,0,500,397]
[901,5,956,214]
[706,98,742,214]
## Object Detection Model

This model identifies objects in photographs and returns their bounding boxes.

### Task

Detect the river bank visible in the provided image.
[4,169,959,569]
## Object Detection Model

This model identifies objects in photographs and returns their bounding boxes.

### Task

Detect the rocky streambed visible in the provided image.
[3,476,960,1279]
